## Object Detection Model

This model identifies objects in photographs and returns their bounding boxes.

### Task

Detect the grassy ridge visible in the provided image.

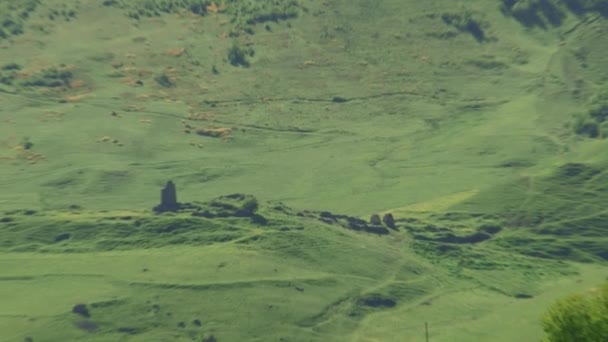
[0,194,602,341]
[1,210,602,341]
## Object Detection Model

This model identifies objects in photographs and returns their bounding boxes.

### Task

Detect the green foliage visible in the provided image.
[239,196,259,215]
[501,0,608,28]
[441,11,487,42]
[0,0,40,39]
[21,137,33,150]
[106,0,301,32]
[47,7,78,22]
[20,68,73,88]
[589,104,608,122]
[232,0,300,25]
[542,283,608,341]
[574,115,600,137]
[1,62,21,71]
[0,63,20,86]
[154,74,175,88]
[574,88,608,138]
[600,121,608,138]
[227,44,253,67]
[458,160,608,261]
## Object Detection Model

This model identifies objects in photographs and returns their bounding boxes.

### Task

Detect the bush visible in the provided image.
[589,104,608,122]
[541,283,608,341]
[227,45,253,67]
[574,116,600,138]
[1,63,20,70]
[154,74,174,88]
[21,68,73,88]
[238,197,259,216]
[21,137,33,150]
[600,121,608,138]
[0,0,40,39]
[441,12,486,42]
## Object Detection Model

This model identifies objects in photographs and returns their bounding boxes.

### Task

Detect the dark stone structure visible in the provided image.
[154,181,179,213]
[382,213,396,229]
[314,210,389,235]
[370,214,382,226]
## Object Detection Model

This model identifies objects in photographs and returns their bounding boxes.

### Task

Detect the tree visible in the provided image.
[541,283,608,342]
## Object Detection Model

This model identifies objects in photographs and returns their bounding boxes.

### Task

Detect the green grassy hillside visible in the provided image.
[0,198,604,341]
[1,0,607,341]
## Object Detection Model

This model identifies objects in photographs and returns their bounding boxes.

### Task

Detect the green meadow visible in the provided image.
[0,0,607,341]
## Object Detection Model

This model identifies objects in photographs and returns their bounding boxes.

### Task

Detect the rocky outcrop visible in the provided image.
[316,211,389,235]
[191,194,267,225]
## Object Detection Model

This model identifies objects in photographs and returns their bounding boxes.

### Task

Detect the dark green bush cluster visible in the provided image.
[231,0,300,25]
[21,68,73,88]
[47,7,78,22]
[104,0,301,33]
[0,0,40,39]
[154,74,175,88]
[574,89,608,138]
[500,0,608,28]
[226,0,300,36]
[0,63,21,86]
[227,44,254,67]
[441,11,486,42]
[542,283,608,341]
[102,0,214,20]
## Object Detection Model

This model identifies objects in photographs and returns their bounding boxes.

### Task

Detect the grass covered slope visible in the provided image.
[1,0,606,214]
[0,195,604,342]
[1,0,608,341]
[454,155,608,262]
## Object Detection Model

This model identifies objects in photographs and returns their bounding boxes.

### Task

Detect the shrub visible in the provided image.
[227,44,253,67]
[238,197,259,216]
[441,12,486,42]
[21,68,73,88]
[154,74,174,88]
[574,116,599,138]
[600,121,608,138]
[1,63,20,70]
[589,104,608,122]
[21,137,33,150]
[478,223,502,234]
[541,283,608,341]
[0,0,39,39]
[72,304,90,318]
